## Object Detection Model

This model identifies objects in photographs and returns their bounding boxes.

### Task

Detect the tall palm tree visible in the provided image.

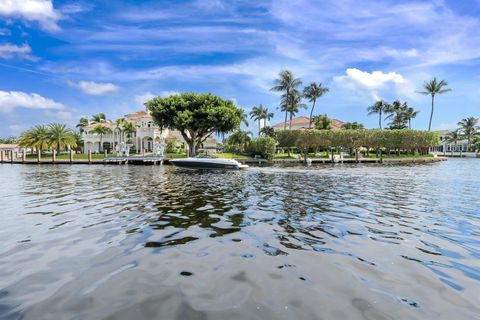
[280,90,306,130]
[367,100,389,129]
[91,113,107,124]
[457,117,479,151]
[271,70,302,130]
[303,82,329,128]
[445,129,461,155]
[404,106,419,129]
[91,125,111,152]
[123,122,136,143]
[417,77,452,131]
[18,125,50,154]
[115,118,127,144]
[48,123,77,153]
[76,117,89,133]
[249,105,274,136]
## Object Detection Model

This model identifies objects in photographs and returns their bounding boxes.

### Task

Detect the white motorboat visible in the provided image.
[169,156,248,170]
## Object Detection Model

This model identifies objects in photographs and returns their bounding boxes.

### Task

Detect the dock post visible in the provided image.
[37,150,41,163]
[0,150,3,162]
[52,150,56,163]
[10,151,14,164]
[104,150,107,158]
[380,150,383,163]
[88,150,92,164]
[22,151,26,163]
[70,149,74,164]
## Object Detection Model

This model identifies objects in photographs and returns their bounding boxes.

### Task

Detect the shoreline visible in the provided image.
[0,156,448,166]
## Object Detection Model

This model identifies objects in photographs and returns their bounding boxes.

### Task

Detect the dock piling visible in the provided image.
[70,150,74,164]
[88,150,92,164]
[52,150,56,163]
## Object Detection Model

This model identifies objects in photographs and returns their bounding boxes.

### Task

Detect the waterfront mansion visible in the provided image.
[82,110,218,154]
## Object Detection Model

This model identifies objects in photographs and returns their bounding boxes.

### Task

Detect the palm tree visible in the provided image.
[18,125,50,154]
[225,130,252,153]
[123,122,136,143]
[445,129,461,155]
[271,70,302,130]
[385,100,408,130]
[281,90,306,129]
[367,100,389,129]
[417,77,452,131]
[259,126,276,138]
[115,118,127,145]
[457,117,479,151]
[91,113,107,124]
[249,105,274,136]
[48,123,77,153]
[76,117,89,133]
[91,125,111,152]
[404,106,419,129]
[303,82,329,128]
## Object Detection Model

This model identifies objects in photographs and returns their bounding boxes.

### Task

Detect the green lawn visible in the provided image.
[215,153,250,159]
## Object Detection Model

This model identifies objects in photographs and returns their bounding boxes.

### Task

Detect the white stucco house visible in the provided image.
[431,130,478,157]
[82,110,218,154]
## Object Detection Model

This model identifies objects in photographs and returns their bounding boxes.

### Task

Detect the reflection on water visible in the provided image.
[0,160,479,319]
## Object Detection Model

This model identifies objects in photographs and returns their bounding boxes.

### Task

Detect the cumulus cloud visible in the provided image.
[134,91,179,105]
[0,0,62,32]
[0,90,64,112]
[334,68,406,89]
[134,92,155,105]
[68,80,119,95]
[0,43,36,60]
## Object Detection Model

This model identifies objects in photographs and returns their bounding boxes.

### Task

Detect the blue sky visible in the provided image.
[0,0,479,136]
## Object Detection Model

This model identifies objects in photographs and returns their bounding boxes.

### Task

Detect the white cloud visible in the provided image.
[159,90,179,97]
[334,68,405,89]
[134,91,179,105]
[0,90,64,112]
[0,43,36,60]
[0,0,62,32]
[68,80,119,95]
[134,92,155,105]
[333,68,409,102]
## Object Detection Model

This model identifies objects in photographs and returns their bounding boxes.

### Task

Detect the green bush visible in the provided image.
[247,136,276,160]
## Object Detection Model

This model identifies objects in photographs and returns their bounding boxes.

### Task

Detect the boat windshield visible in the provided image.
[193,154,217,159]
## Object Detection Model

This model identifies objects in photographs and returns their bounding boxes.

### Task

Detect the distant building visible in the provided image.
[82,110,217,154]
[272,116,344,130]
[431,130,469,153]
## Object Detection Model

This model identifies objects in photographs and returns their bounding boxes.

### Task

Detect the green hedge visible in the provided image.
[277,129,440,152]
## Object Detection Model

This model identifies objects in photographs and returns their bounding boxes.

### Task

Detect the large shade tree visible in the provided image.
[417,77,452,131]
[271,70,302,130]
[146,93,244,156]
[303,82,329,128]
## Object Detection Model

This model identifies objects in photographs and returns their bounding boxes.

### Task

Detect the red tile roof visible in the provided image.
[272,116,344,130]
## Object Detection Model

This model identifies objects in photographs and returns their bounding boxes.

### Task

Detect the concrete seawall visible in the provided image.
[0,156,448,166]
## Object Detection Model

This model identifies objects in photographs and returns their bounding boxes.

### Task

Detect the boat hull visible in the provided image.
[169,158,248,170]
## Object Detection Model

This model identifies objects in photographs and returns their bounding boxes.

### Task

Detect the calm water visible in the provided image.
[0,160,479,320]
